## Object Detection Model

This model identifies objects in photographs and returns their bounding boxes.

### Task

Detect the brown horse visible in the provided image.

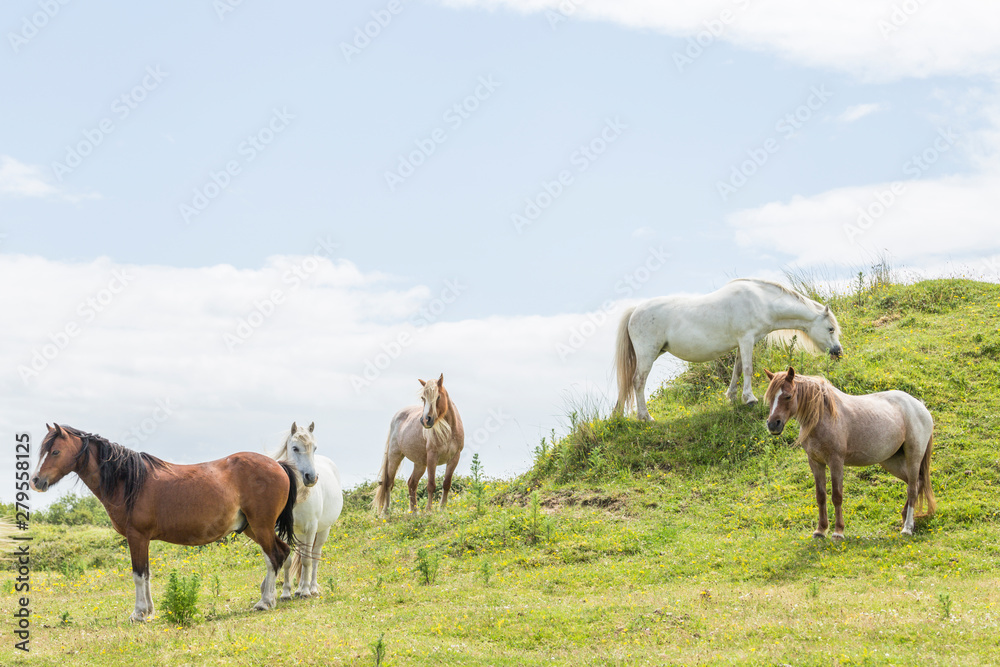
[373,374,465,515]
[29,424,298,621]
[764,367,935,538]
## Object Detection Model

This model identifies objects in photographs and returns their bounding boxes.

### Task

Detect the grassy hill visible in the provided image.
[4,278,1000,666]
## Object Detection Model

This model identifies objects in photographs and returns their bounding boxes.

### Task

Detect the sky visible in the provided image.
[3,0,1000,503]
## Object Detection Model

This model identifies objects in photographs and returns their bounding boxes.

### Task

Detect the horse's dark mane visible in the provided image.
[55,425,169,515]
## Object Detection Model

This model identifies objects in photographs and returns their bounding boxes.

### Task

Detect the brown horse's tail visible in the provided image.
[371,435,393,516]
[613,306,637,416]
[916,433,936,517]
[276,461,298,545]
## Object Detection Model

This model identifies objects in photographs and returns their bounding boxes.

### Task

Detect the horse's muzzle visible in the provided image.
[829,345,843,359]
[30,476,49,492]
[421,417,435,429]
[766,420,784,435]
[302,472,318,487]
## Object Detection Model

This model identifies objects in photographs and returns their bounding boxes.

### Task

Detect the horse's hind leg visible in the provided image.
[407,461,427,513]
[878,450,912,521]
[808,458,830,538]
[633,347,659,421]
[243,523,289,611]
[425,450,439,512]
[901,441,923,536]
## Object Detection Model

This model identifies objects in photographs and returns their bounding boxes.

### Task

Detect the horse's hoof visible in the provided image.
[900,528,914,536]
[128,612,149,623]
[252,601,273,611]
[279,593,292,602]
[744,398,758,407]
[812,532,826,539]
[294,591,311,599]
[831,532,844,540]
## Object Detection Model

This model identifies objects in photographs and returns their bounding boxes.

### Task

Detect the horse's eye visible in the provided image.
[52,450,60,456]
[783,395,791,401]
[828,327,835,333]
[292,447,299,453]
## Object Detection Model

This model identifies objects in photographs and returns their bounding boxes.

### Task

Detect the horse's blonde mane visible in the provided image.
[729,278,815,308]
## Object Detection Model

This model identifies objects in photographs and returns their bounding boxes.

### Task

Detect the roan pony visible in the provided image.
[30,424,298,621]
[614,279,843,420]
[270,421,343,599]
[373,374,465,515]
[764,367,936,538]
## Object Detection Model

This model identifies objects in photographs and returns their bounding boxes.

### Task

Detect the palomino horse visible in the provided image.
[373,374,465,515]
[614,279,843,420]
[29,424,297,621]
[270,421,343,599]
[764,367,936,538]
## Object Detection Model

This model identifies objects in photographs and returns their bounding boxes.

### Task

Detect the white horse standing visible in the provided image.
[271,422,343,598]
[614,279,844,420]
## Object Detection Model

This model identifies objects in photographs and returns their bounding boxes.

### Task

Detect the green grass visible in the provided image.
[4,278,1000,665]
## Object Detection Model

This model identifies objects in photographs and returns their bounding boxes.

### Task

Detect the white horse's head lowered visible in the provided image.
[805,305,843,359]
[278,422,319,487]
[417,374,450,429]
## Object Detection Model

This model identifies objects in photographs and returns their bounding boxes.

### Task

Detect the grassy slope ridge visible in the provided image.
[4,279,1000,666]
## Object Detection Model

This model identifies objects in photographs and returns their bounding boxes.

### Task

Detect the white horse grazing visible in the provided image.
[614,279,843,421]
[271,422,343,599]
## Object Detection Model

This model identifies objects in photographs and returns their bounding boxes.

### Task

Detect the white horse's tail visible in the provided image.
[613,306,637,416]
[917,433,936,517]
[288,548,303,584]
[371,434,393,515]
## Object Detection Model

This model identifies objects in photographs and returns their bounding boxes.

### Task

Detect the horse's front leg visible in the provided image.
[407,462,426,513]
[737,336,757,405]
[808,458,829,538]
[829,459,846,539]
[440,455,460,509]
[725,348,742,402]
[309,528,331,595]
[127,534,153,622]
[295,528,318,598]
[425,450,439,512]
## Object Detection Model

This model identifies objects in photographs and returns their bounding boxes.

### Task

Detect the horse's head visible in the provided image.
[30,424,88,492]
[418,373,449,429]
[285,421,319,487]
[764,367,799,435]
[807,305,843,359]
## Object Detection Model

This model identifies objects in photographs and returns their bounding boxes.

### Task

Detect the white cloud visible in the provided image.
[837,102,888,123]
[0,253,680,503]
[0,155,100,203]
[439,0,1000,80]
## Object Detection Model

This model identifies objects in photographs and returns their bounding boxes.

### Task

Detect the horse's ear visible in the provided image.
[418,378,426,386]
[291,421,297,433]
[308,421,315,433]
[786,366,796,382]
[764,369,774,380]
[53,424,63,436]
[437,373,444,387]
[824,305,831,314]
